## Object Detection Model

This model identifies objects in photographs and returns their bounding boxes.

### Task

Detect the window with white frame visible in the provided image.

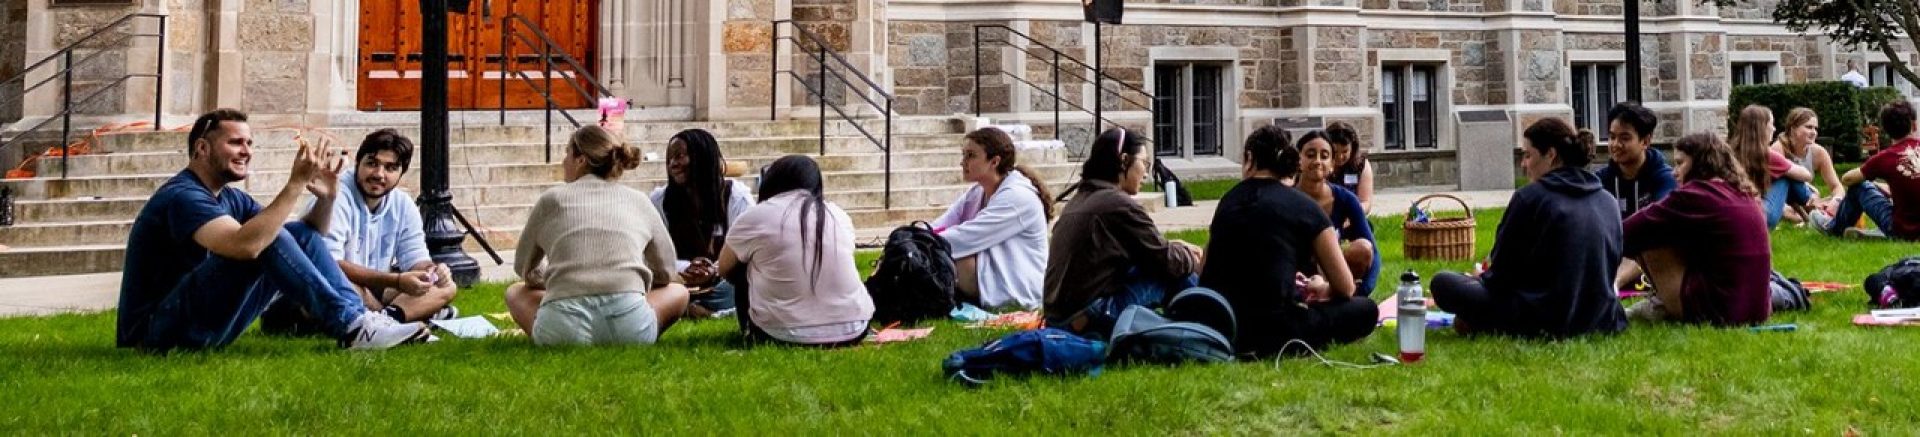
[1869,63,1917,95]
[1381,63,1440,151]
[1732,62,1775,86]
[1570,63,1625,142]
[1152,63,1227,157]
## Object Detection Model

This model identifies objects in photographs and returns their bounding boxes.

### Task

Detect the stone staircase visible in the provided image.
[0,117,1125,278]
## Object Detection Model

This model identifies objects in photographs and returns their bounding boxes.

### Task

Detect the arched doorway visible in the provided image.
[356,0,598,111]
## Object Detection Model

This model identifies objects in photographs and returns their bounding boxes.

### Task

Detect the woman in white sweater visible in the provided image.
[505,126,689,345]
[930,127,1054,310]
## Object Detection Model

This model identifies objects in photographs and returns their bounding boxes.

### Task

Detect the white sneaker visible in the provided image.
[1808,209,1834,231]
[341,311,432,350]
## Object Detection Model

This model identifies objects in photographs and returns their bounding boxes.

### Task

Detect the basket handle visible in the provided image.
[1412,194,1475,220]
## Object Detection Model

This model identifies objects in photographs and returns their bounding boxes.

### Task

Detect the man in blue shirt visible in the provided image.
[1595,102,1675,293]
[117,109,431,352]
[261,129,459,335]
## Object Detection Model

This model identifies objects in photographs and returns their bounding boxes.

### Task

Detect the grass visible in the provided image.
[4,211,1919,433]
[1142,177,1239,202]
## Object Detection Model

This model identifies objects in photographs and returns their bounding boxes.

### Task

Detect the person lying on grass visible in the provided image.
[714,155,875,347]
[1291,129,1379,297]
[1621,132,1772,325]
[1201,125,1376,357]
[929,127,1054,311]
[1811,100,1920,241]
[118,109,430,352]
[1430,117,1628,339]
[1044,127,1204,338]
[506,125,689,346]
[260,129,459,337]
[651,128,754,319]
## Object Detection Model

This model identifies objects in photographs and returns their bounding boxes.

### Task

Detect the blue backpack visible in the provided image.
[942,328,1107,387]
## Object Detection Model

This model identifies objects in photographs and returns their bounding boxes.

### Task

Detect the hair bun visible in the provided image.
[616,145,642,170]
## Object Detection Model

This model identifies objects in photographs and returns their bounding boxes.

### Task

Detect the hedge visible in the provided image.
[1729,81,1908,162]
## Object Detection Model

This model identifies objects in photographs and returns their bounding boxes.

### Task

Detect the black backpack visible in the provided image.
[865,221,957,325]
[1769,271,1813,312]
[1865,257,1920,309]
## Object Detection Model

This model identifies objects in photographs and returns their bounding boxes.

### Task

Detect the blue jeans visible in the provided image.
[1825,182,1903,238]
[1047,269,1199,338]
[138,222,364,351]
[1763,178,1814,228]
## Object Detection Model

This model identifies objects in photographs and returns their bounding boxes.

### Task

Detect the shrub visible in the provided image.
[1729,81,1905,162]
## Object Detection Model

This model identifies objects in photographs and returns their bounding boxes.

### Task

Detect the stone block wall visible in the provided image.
[1516,30,1563,105]
[1688,34,1728,101]
[1719,0,1779,20]
[165,0,208,117]
[722,0,776,109]
[1021,21,1092,113]
[1,0,26,123]
[237,0,312,116]
[1367,30,1506,106]
[1729,35,1825,83]
[1564,32,1683,104]
[1311,27,1366,108]
[1361,0,1487,13]
[1372,151,1461,187]
[50,5,140,116]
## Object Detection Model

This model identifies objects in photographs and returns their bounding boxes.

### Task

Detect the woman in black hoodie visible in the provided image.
[1430,118,1628,339]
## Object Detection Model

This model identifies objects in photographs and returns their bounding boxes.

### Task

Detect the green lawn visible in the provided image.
[4,211,1918,433]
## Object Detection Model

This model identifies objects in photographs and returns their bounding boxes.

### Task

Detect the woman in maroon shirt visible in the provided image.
[1623,132,1773,325]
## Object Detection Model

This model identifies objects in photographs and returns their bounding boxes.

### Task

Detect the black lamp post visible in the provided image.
[1624,1,1643,102]
[417,0,481,287]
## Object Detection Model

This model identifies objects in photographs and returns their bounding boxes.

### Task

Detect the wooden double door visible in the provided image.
[357,0,598,111]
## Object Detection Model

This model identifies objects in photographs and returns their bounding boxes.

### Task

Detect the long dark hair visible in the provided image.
[965,127,1055,221]
[758,155,829,287]
[662,128,729,260]
[1673,132,1757,197]
[1057,127,1145,201]
[1325,121,1366,176]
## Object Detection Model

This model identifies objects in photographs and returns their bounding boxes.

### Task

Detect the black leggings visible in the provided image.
[1431,271,1495,328]
[1244,295,1379,357]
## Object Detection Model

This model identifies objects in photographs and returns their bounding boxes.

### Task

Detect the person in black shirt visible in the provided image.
[1199,126,1378,357]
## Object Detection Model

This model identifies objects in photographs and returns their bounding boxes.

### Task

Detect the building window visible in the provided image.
[1732,62,1775,86]
[1152,63,1226,157]
[1869,63,1916,95]
[1382,63,1440,150]
[1570,63,1625,142]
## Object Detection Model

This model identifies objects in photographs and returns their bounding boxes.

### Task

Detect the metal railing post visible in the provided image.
[500,23,508,125]
[1052,52,1061,141]
[770,22,779,121]
[884,98,892,209]
[544,46,554,163]
[817,47,827,156]
[972,25,981,118]
[59,51,73,180]
[154,17,165,131]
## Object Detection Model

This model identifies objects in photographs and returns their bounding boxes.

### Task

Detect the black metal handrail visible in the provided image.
[770,20,894,209]
[974,24,1188,194]
[497,13,614,163]
[0,13,165,180]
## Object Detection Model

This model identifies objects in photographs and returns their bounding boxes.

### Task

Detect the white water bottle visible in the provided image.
[1164,180,1179,208]
[1397,270,1426,363]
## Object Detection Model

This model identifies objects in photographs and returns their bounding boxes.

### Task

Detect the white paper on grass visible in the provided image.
[430,316,502,339]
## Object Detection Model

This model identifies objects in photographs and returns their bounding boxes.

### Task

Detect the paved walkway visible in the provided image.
[0,186,1514,318]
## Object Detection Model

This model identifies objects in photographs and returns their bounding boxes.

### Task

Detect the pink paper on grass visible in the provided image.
[869,326,935,343]
[1853,314,1920,327]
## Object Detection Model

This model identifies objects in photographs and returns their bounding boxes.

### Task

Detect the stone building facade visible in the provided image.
[4,0,1919,188]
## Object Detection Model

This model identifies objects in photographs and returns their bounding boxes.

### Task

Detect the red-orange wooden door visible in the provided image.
[357,0,598,111]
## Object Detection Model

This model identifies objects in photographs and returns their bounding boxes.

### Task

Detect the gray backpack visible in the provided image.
[1107,288,1237,364]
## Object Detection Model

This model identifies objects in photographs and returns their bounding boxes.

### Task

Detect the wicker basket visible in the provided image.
[1403,194,1476,261]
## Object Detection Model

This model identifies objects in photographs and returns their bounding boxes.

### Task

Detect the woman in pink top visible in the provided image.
[716,155,874,346]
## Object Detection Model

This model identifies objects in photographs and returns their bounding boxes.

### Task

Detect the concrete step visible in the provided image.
[84,118,962,154]
[34,140,1067,181]
[11,197,151,224]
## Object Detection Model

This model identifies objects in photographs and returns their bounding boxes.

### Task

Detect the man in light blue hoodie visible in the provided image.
[262,129,458,335]
[1595,102,1675,292]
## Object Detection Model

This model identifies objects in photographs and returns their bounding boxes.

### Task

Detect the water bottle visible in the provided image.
[1164,180,1179,208]
[1397,270,1426,363]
